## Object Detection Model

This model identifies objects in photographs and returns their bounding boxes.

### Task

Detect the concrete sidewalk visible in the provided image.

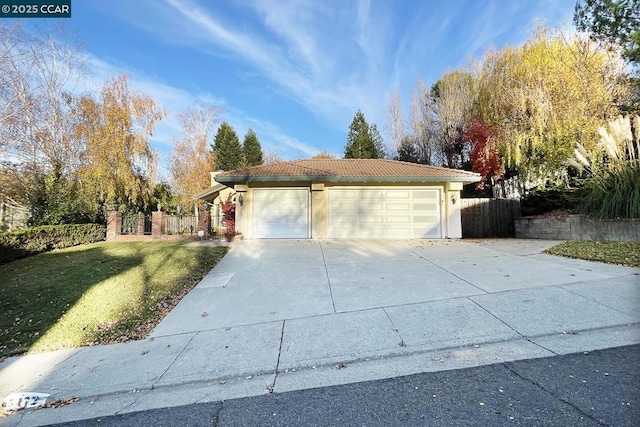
[1,239,639,426]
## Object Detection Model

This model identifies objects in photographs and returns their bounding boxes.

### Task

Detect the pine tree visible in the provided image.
[397,136,419,163]
[344,110,383,159]
[243,128,264,166]
[369,123,387,159]
[212,122,244,171]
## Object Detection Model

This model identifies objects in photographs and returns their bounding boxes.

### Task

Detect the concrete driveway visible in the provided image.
[2,239,639,427]
[151,239,638,336]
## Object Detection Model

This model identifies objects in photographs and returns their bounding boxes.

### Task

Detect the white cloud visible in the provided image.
[75,53,315,177]
[100,0,575,152]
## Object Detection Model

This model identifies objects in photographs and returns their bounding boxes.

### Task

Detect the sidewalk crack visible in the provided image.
[406,246,490,294]
[153,332,198,387]
[269,320,286,393]
[383,308,407,348]
[319,241,337,313]
[466,298,559,354]
[503,363,609,426]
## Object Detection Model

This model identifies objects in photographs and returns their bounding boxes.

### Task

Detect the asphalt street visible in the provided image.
[49,344,640,427]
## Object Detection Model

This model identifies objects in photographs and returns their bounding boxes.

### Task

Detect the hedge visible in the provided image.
[0,224,106,264]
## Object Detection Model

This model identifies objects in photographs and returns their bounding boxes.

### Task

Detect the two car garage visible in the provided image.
[251,187,443,239]
[215,159,480,240]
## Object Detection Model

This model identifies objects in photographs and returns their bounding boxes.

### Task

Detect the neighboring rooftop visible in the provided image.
[215,158,481,185]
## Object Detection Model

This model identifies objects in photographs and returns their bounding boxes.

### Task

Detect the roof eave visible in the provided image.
[193,184,226,200]
[215,175,336,183]
[216,175,481,184]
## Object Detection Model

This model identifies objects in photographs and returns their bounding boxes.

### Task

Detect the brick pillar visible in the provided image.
[137,212,145,235]
[152,211,163,237]
[198,209,210,238]
[106,211,121,242]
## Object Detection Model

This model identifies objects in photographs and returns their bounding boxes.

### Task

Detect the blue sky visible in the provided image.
[35,0,575,175]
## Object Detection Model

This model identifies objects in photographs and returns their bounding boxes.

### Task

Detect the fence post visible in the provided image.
[152,211,163,238]
[137,212,145,235]
[198,209,210,238]
[106,211,122,242]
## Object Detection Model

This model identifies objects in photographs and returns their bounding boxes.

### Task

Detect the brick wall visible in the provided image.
[515,215,640,242]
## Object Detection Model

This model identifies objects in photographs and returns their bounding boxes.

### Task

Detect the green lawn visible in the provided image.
[0,241,227,358]
[544,240,640,267]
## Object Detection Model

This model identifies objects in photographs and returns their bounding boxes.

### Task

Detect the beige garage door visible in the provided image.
[327,188,442,238]
[252,188,309,238]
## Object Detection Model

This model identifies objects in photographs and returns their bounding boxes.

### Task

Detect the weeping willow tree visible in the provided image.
[475,27,628,184]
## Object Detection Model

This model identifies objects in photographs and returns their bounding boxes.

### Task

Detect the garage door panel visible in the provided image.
[412,202,438,211]
[328,187,442,239]
[387,191,410,199]
[361,214,385,224]
[252,188,309,238]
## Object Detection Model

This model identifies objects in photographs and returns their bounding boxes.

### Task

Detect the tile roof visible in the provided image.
[215,159,480,184]
[193,183,226,200]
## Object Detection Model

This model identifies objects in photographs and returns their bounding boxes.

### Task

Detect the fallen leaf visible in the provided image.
[90,396,99,404]
[42,396,79,409]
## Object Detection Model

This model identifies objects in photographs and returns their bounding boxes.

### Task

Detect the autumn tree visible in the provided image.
[429,71,477,169]
[464,119,502,190]
[409,78,439,165]
[212,122,244,170]
[74,74,165,213]
[263,150,282,164]
[312,150,338,159]
[344,110,385,159]
[476,27,625,183]
[0,23,86,209]
[243,128,264,166]
[386,90,405,152]
[169,104,221,211]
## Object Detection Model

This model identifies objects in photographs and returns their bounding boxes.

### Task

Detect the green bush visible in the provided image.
[520,186,581,217]
[0,224,105,264]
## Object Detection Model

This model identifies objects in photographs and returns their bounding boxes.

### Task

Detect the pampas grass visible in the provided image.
[574,115,640,219]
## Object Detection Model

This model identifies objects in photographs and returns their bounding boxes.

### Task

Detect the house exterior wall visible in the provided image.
[445,182,463,239]
[231,180,467,239]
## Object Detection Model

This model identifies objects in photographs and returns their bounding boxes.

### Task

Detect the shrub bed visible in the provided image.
[0,224,106,264]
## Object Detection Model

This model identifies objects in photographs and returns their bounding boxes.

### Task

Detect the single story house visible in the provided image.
[193,172,235,233]
[214,158,481,239]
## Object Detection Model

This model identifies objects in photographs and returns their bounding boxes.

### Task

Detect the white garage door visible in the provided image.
[252,188,309,238]
[327,188,442,238]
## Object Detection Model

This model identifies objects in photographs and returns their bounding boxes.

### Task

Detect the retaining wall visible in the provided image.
[515,215,640,242]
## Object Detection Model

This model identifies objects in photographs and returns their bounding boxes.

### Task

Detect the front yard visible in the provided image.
[545,241,640,267]
[0,241,227,358]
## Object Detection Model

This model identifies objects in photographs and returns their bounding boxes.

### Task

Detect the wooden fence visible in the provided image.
[461,198,522,238]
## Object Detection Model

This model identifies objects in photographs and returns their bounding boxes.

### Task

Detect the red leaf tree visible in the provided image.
[464,119,503,190]
[220,193,236,240]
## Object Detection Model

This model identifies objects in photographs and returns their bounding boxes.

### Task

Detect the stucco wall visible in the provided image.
[515,215,640,242]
